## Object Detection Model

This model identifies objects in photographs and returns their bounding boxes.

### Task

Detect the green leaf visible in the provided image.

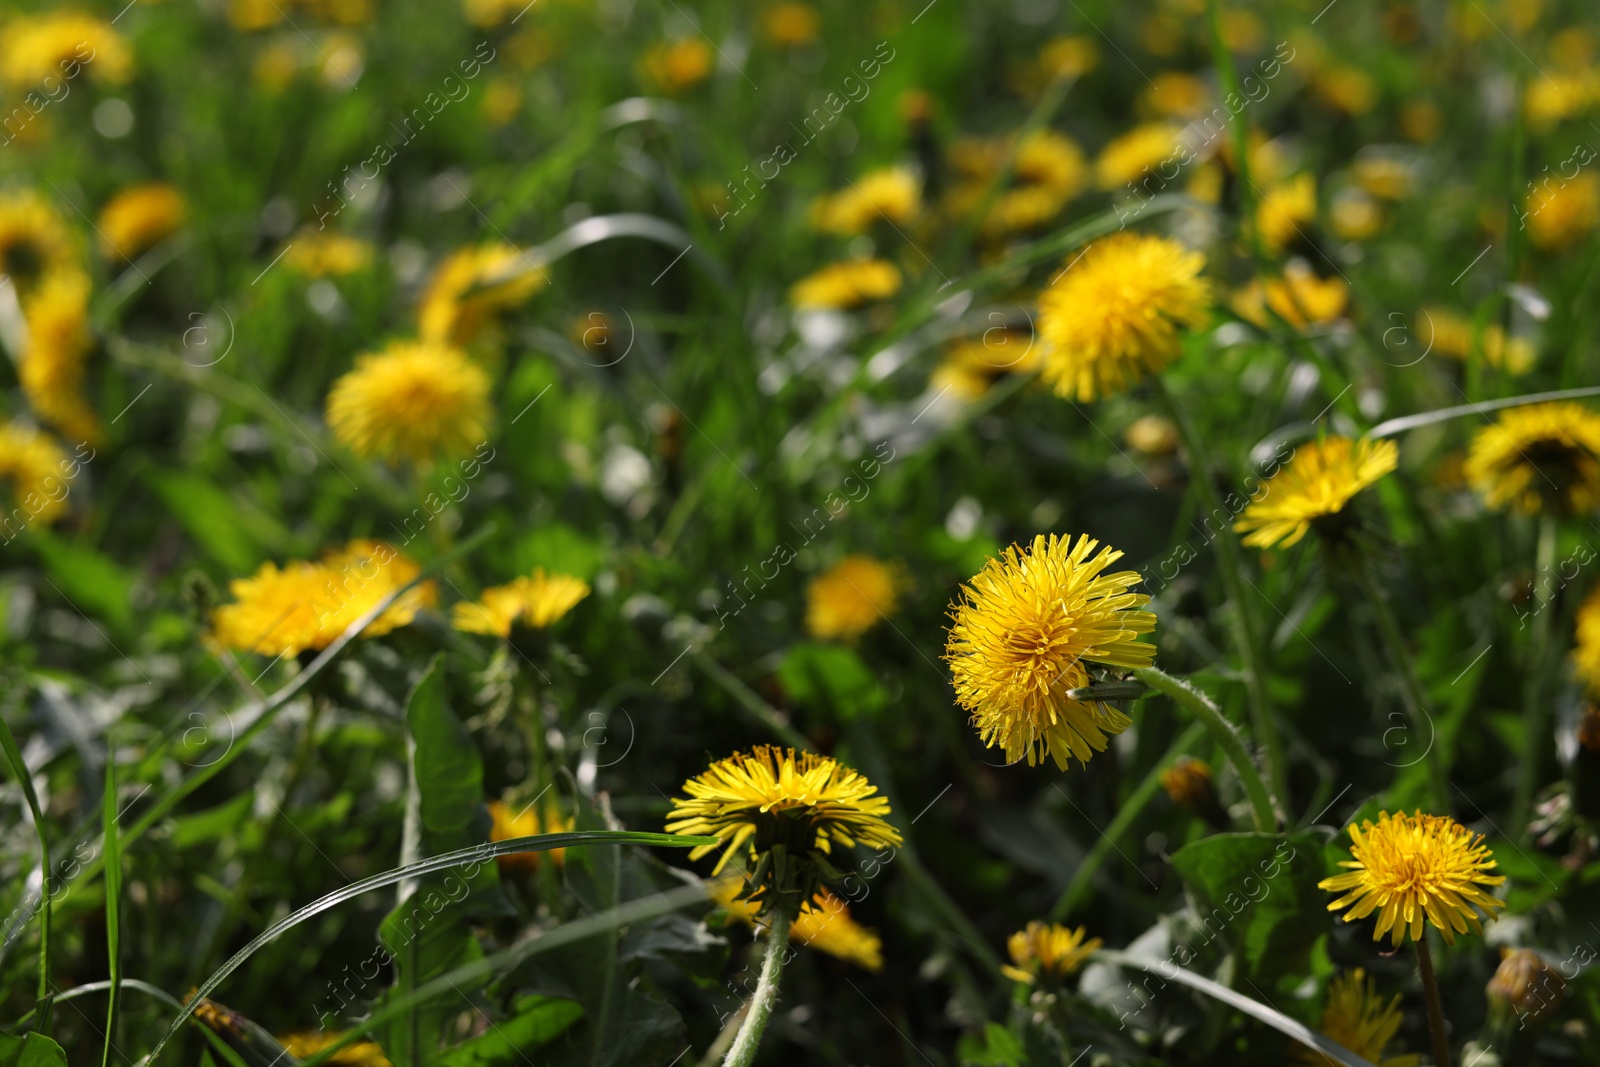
[144,468,291,573]
[28,530,134,634]
[1167,831,1328,985]
[0,705,52,1033]
[439,996,584,1066]
[0,1034,68,1067]
[955,1022,1026,1067]
[777,643,887,720]
[513,523,604,581]
[101,752,122,1067]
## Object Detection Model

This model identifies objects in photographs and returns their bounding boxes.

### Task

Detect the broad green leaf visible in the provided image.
[439,996,584,1066]
[28,531,135,634]
[777,642,887,720]
[144,468,292,573]
[0,1034,67,1067]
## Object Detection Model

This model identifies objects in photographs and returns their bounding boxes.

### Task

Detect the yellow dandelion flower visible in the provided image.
[97,183,186,262]
[278,1031,394,1067]
[0,421,73,529]
[1419,307,1535,375]
[1331,190,1383,241]
[1160,756,1213,810]
[1311,66,1377,115]
[640,38,712,94]
[1141,72,1210,119]
[1352,158,1415,201]
[1000,922,1101,984]
[1524,72,1598,129]
[945,534,1157,770]
[946,130,1087,235]
[20,271,101,446]
[762,3,820,47]
[1576,588,1600,694]
[810,166,921,235]
[282,230,374,277]
[712,879,884,970]
[1295,970,1418,1067]
[252,40,301,90]
[0,190,78,295]
[1463,401,1600,516]
[1257,172,1318,253]
[1037,232,1210,402]
[790,259,901,310]
[230,0,284,31]
[452,569,591,636]
[1401,100,1443,143]
[487,798,573,872]
[1124,414,1178,457]
[210,540,437,658]
[930,331,1038,400]
[1234,437,1398,550]
[1231,263,1349,329]
[481,76,521,126]
[326,340,491,465]
[1095,123,1183,189]
[1220,8,1264,52]
[805,555,901,642]
[1,13,132,88]
[1486,947,1566,1024]
[1037,35,1097,79]
[418,243,546,347]
[1319,810,1506,947]
[1525,173,1600,252]
[665,747,902,907]
[461,0,522,28]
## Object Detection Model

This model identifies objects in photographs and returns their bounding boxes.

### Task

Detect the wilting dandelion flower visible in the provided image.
[1160,756,1227,827]
[0,191,78,295]
[1319,810,1506,947]
[945,534,1156,769]
[1094,123,1183,189]
[282,230,374,277]
[640,38,712,94]
[20,271,101,446]
[97,183,186,262]
[1464,401,1600,516]
[1037,232,1210,402]
[1294,970,1417,1067]
[666,747,901,911]
[326,340,491,465]
[712,879,883,970]
[810,166,921,235]
[211,540,437,657]
[418,244,546,347]
[1486,947,1566,1024]
[0,13,132,87]
[0,421,73,527]
[805,555,901,642]
[790,259,902,310]
[452,570,591,636]
[1000,922,1101,984]
[487,798,573,872]
[1234,437,1398,550]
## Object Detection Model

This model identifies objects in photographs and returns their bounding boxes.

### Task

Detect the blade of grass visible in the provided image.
[141,831,716,1062]
[1367,386,1600,438]
[0,705,53,1035]
[102,749,122,1067]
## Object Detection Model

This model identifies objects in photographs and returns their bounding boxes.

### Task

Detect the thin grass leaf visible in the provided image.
[1093,949,1378,1067]
[0,705,52,1036]
[1367,385,1600,438]
[140,831,716,1062]
[101,751,122,1067]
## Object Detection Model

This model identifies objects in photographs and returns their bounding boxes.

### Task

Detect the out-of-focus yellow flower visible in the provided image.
[418,243,546,346]
[504,29,551,71]
[1,13,132,87]
[0,421,73,529]
[1139,12,1183,57]
[762,3,819,47]
[1320,810,1505,947]
[1187,161,1224,205]
[97,183,186,262]
[318,32,364,87]
[713,879,884,970]
[1159,756,1213,809]
[326,340,492,465]
[1352,157,1414,201]
[1235,437,1397,550]
[1486,948,1566,1025]
[253,40,301,90]
[19,271,100,446]
[1295,970,1418,1067]
[1525,72,1598,128]
[947,130,1087,235]
[805,555,901,641]
[1311,66,1377,115]
[1038,233,1210,402]
[0,190,79,296]
[1575,588,1600,695]
[1400,100,1443,142]
[1125,414,1178,457]
[487,798,573,872]
[1419,307,1535,375]
[1464,401,1600,516]
[1141,72,1209,118]
[931,331,1037,399]
[1001,922,1101,984]
[462,0,525,29]
[282,229,374,277]
[452,570,591,636]
[1331,190,1383,240]
[790,259,901,310]
[230,0,283,31]
[810,166,921,235]
[211,541,437,657]
[1010,34,1098,97]
[1257,172,1317,253]
[640,38,712,94]
[481,76,522,126]
[946,534,1156,769]
[278,1032,394,1067]
[1525,173,1600,252]
[1095,123,1184,189]
[1231,263,1349,329]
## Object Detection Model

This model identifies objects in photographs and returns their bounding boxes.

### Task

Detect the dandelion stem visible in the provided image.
[1151,376,1288,822]
[1132,667,1276,832]
[1512,513,1559,838]
[1205,0,1262,262]
[723,908,792,1067]
[1416,936,1452,1067]
[1353,557,1449,809]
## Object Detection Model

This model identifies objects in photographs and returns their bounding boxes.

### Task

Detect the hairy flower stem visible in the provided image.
[723,908,793,1067]
[1152,377,1288,823]
[1133,668,1276,832]
[1512,514,1559,838]
[1354,558,1449,810]
[1416,937,1452,1067]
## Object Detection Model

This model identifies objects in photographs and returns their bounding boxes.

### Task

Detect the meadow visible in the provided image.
[2,0,1600,1064]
